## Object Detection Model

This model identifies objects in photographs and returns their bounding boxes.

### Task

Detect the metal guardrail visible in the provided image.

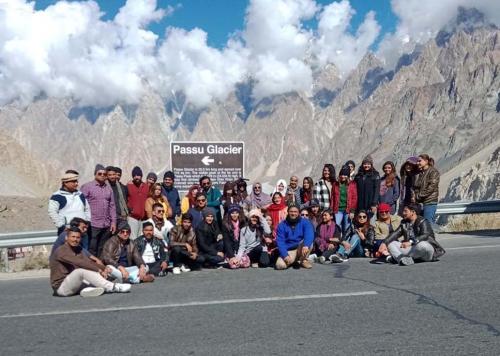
[0,200,499,250]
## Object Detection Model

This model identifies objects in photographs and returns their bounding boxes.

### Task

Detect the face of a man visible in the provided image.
[116,172,122,181]
[201,178,211,191]
[65,231,81,247]
[205,214,214,224]
[196,196,207,208]
[63,180,79,192]
[153,206,164,219]
[78,222,89,234]
[181,219,192,231]
[118,228,131,242]
[402,207,416,221]
[107,170,118,183]
[164,177,174,188]
[288,207,299,219]
[289,176,298,189]
[132,175,142,184]
[95,170,107,184]
[143,225,154,239]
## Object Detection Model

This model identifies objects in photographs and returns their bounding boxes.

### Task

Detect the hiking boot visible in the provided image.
[80,287,105,298]
[399,256,414,266]
[112,283,131,293]
[141,274,155,283]
[301,259,313,269]
[329,254,344,263]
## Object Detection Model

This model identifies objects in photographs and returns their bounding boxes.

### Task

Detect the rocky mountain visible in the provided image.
[0,10,499,200]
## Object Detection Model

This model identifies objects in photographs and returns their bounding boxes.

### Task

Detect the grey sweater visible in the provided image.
[237,217,271,258]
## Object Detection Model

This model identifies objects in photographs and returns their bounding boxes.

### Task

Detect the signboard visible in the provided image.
[170,141,244,191]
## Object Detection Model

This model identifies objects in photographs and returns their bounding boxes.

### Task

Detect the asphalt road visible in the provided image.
[0,231,499,355]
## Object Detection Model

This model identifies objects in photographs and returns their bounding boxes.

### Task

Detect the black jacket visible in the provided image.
[344,224,375,250]
[196,222,222,256]
[110,182,129,217]
[135,235,168,263]
[222,220,245,258]
[383,216,445,260]
[354,170,380,211]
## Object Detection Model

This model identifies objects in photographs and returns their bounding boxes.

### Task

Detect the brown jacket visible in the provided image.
[101,235,145,268]
[414,166,440,204]
[50,244,102,290]
[169,225,198,254]
[374,215,402,240]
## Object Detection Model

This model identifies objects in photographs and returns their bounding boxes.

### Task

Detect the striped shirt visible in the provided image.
[81,180,116,228]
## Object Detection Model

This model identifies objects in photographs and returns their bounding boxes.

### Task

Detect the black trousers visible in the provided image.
[170,246,204,270]
[247,245,270,267]
[89,226,111,258]
[147,260,166,276]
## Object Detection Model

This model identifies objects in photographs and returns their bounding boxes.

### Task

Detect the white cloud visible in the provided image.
[378,0,500,68]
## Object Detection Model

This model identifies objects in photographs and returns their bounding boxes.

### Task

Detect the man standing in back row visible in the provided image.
[127,166,149,240]
[161,171,181,224]
[81,164,116,257]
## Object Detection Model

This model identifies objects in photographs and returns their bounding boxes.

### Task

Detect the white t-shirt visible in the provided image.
[142,242,156,264]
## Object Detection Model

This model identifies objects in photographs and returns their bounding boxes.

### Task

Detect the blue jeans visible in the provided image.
[337,234,364,258]
[108,265,141,284]
[422,204,437,223]
[335,211,351,236]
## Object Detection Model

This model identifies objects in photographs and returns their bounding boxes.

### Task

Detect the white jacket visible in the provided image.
[48,189,91,228]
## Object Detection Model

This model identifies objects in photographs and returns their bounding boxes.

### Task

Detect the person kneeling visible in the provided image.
[102,222,155,283]
[136,222,169,277]
[196,208,225,267]
[50,227,131,297]
[275,204,314,270]
[377,204,445,266]
[169,213,204,274]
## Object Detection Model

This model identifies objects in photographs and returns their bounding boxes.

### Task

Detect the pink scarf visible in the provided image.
[231,220,240,241]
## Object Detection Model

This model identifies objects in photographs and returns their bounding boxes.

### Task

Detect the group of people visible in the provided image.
[48,153,445,298]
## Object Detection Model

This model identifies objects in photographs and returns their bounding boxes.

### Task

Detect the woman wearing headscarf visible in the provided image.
[398,157,419,216]
[246,182,272,213]
[354,155,380,218]
[313,164,336,210]
[181,184,201,214]
[267,192,287,234]
[272,179,288,198]
[195,208,225,267]
[379,161,400,214]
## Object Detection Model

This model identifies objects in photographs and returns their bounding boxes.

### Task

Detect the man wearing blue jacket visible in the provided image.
[275,204,315,270]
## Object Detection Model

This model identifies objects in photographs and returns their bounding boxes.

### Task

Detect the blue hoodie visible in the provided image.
[276,218,314,258]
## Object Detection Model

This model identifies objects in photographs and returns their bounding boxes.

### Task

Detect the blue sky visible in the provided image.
[35,0,398,48]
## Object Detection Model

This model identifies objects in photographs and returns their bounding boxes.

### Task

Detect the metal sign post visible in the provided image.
[170,141,245,191]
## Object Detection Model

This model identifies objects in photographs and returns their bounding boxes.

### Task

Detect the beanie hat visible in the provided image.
[248,208,262,218]
[163,171,175,180]
[406,156,418,165]
[202,207,215,218]
[132,166,143,177]
[378,203,391,213]
[61,172,79,182]
[227,204,241,215]
[362,155,374,165]
[94,164,105,175]
[146,172,157,181]
[309,199,320,208]
[339,165,351,177]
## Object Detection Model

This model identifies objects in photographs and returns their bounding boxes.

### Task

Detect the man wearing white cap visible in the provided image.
[48,170,91,236]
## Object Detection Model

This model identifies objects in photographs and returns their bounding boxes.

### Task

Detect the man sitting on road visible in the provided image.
[136,222,169,277]
[377,204,446,265]
[50,227,131,297]
[169,213,204,274]
[50,217,91,258]
[373,203,402,255]
[275,204,315,270]
[101,222,155,283]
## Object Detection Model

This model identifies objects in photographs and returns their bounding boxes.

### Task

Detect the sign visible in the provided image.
[170,141,244,191]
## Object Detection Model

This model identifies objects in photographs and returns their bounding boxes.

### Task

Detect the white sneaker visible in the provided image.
[80,287,105,298]
[172,267,181,275]
[180,265,191,273]
[307,253,317,262]
[318,256,326,264]
[112,283,131,293]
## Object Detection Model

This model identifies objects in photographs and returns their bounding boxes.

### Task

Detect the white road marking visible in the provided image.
[446,244,500,251]
[0,291,378,319]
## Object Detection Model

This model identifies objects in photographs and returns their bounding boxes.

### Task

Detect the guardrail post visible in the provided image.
[0,248,9,272]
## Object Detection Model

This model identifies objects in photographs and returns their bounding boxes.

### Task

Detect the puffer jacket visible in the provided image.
[383,216,445,260]
[101,235,145,268]
[414,166,440,205]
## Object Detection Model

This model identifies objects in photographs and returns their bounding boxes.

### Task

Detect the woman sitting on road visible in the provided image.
[195,208,225,267]
[222,205,249,269]
[236,209,272,268]
[314,209,341,264]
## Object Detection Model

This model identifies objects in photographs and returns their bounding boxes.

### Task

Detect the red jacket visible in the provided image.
[127,182,149,220]
[331,181,358,213]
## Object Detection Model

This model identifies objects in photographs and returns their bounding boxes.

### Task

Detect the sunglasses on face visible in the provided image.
[156,210,165,213]
[119,230,131,234]
[197,198,206,202]
[96,172,106,176]
[201,181,210,186]
[254,186,261,190]
[358,215,368,219]
[301,213,309,217]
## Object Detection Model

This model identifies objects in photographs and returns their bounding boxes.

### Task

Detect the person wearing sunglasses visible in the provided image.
[187,192,209,229]
[378,204,445,266]
[247,182,271,212]
[102,221,155,283]
[199,176,223,228]
[81,164,117,257]
[330,210,374,263]
[373,203,402,255]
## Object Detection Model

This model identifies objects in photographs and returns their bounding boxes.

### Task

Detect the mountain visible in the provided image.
[0,11,499,199]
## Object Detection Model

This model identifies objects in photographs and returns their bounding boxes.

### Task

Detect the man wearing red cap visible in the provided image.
[373,202,402,255]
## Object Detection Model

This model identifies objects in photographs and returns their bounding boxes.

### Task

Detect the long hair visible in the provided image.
[419,154,435,167]
[399,160,419,179]
[382,161,397,187]
[187,184,201,207]
[322,164,336,183]
[354,210,371,234]
[222,208,246,231]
